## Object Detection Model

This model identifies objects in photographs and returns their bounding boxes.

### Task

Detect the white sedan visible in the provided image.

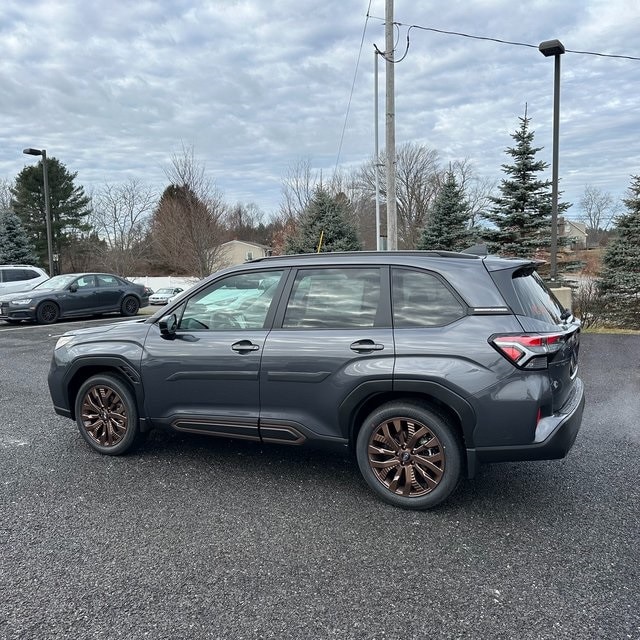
[148,287,184,305]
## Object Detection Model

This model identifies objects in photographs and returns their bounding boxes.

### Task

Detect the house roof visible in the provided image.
[220,240,272,250]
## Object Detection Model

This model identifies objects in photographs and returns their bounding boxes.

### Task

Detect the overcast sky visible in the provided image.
[1,0,638,218]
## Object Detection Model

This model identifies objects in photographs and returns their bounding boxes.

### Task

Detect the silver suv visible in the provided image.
[0,264,49,295]
[48,251,585,509]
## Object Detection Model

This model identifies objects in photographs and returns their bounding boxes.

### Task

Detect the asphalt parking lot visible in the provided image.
[1,318,639,640]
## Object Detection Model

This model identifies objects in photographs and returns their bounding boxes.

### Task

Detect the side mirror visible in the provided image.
[69,284,78,293]
[158,313,178,339]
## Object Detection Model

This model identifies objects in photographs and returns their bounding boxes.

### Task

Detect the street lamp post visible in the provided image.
[538,39,565,281]
[22,147,55,276]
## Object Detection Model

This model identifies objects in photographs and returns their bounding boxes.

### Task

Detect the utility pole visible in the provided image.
[385,0,397,250]
[374,47,382,250]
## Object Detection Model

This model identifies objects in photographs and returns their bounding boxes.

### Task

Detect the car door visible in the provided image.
[63,275,99,315]
[259,266,394,446]
[94,274,126,312]
[141,269,287,440]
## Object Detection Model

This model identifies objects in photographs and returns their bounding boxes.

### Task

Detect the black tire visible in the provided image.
[74,374,142,455]
[121,295,140,317]
[356,402,462,510]
[36,301,60,324]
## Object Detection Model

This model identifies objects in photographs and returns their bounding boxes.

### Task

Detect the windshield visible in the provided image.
[155,288,174,294]
[33,275,77,291]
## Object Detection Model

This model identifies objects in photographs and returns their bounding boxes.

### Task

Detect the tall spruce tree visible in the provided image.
[598,175,640,328]
[285,188,361,254]
[483,111,554,257]
[417,170,472,251]
[0,208,38,264]
[11,156,91,267]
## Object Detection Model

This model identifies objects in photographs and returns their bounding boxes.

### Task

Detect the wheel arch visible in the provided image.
[63,357,149,429]
[341,380,477,452]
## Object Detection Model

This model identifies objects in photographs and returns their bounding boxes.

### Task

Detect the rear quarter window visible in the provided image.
[512,270,564,325]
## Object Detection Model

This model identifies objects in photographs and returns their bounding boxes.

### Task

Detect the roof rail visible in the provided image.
[249,250,481,262]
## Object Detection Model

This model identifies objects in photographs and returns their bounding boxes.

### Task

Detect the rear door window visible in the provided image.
[96,274,121,288]
[392,268,466,327]
[4,269,35,282]
[282,268,381,329]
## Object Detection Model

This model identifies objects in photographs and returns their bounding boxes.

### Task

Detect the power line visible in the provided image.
[335,1,374,172]
[368,18,640,61]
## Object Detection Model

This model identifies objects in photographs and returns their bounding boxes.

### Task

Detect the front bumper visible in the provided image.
[0,302,36,321]
[475,377,585,463]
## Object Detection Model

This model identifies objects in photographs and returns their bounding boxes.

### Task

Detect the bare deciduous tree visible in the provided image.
[0,178,13,212]
[358,142,442,249]
[279,158,318,221]
[90,178,156,275]
[449,159,495,231]
[150,145,226,278]
[580,185,619,247]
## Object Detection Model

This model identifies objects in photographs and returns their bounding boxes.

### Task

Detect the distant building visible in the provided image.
[558,217,587,251]
[219,240,272,267]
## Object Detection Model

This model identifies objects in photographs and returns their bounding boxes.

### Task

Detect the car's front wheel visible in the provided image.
[120,295,140,317]
[356,402,462,509]
[36,301,59,324]
[74,375,142,455]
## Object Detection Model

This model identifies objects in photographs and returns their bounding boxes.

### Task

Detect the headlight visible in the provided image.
[55,335,75,350]
[10,298,32,305]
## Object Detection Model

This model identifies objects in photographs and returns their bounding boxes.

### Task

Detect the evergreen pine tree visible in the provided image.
[417,171,472,251]
[10,157,91,267]
[285,188,362,254]
[598,175,640,328]
[0,208,38,264]
[483,111,556,257]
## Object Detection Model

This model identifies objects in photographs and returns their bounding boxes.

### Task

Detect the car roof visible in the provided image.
[206,250,536,308]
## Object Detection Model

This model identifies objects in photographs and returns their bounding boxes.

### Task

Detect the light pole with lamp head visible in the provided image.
[538,39,565,281]
[22,147,55,276]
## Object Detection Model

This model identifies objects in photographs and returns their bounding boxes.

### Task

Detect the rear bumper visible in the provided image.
[474,377,585,464]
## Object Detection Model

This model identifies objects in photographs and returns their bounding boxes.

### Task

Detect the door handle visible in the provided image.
[231,340,260,353]
[350,339,385,353]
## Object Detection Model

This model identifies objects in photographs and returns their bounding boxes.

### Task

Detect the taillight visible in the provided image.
[489,333,566,369]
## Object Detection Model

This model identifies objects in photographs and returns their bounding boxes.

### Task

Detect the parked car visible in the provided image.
[0,264,49,295]
[149,287,184,305]
[0,272,149,325]
[48,250,585,509]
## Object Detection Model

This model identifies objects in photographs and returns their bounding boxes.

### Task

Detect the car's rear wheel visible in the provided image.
[36,301,59,324]
[75,374,142,455]
[356,402,462,509]
[120,296,139,317]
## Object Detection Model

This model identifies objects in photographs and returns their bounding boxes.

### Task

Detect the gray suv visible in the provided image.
[48,251,585,509]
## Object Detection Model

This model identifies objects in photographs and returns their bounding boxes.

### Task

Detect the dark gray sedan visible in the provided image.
[0,272,148,324]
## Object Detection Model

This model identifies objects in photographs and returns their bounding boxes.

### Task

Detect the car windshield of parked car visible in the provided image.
[32,275,77,291]
[155,288,174,295]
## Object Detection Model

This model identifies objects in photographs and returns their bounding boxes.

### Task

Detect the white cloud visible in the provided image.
[0,0,638,216]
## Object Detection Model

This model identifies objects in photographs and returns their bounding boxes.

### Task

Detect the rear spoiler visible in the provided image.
[461,243,488,256]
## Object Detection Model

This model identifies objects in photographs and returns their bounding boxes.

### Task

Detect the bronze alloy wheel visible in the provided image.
[367,417,445,497]
[80,384,129,447]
